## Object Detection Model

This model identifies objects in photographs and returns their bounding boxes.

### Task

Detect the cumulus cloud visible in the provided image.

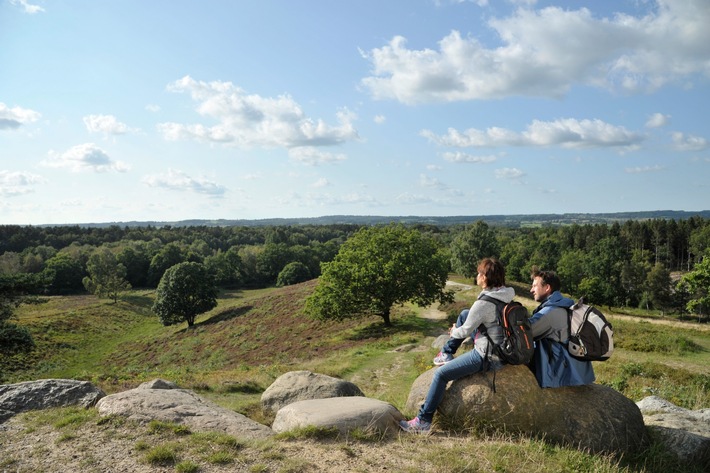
[288,146,347,165]
[645,112,670,128]
[9,0,44,14]
[158,76,359,150]
[0,171,46,196]
[83,114,136,135]
[423,118,643,149]
[306,192,380,207]
[143,169,227,197]
[41,143,130,173]
[312,178,330,188]
[495,167,525,179]
[361,0,710,103]
[671,132,708,151]
[0,103,41,130]
[625,165,665,173]
[419,173,447,189]
[441,152,498,163]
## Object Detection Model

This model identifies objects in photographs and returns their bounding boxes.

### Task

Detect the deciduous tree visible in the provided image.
[450,221,500,279]
[152,262,217,328]
[305,224,453,326]
[82,247,131,303]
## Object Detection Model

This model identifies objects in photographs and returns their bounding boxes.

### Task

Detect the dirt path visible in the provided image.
[420,281,474,320]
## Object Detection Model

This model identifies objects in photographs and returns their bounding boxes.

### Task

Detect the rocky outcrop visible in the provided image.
[0,379,105,423]
[96,379,273,439]
[272,396,404,436]
[637,395,710,463]
[405,365,647,454]
[261,370,364,415]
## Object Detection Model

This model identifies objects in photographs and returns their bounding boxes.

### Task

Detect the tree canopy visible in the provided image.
[82,247,131,303]
[152,262,218,328]
[304,224,453,326]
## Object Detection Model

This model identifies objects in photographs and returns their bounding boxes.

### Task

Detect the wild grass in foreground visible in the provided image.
[2,282,709,472]
[1,406,704,473]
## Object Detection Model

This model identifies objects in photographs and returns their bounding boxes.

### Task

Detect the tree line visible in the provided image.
[1,218,709,332]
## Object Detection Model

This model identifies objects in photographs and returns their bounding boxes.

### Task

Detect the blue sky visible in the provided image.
[1,0,709,225]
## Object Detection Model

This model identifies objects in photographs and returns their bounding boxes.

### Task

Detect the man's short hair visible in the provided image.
[531,267,561,292]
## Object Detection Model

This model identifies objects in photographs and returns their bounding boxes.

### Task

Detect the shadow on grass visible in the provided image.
[121,293,154,309]
[347,314,440,341]
[197,305,253,327]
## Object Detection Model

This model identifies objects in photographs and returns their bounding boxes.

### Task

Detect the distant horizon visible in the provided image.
[22,209,710,228]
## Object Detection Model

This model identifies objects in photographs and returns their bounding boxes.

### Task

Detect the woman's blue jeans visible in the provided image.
[441,309,476,355]
[417,348,501,423]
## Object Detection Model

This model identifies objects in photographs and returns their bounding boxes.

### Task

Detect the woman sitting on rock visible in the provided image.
[400,257,515,433]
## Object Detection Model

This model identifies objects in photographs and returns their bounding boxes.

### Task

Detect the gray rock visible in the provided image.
[0,379,105,423]
[96,380,273,439]
[136,378,179,390]
[405,365,647,454]
[272,396,404,436]
[637,395,710,463]
[261,370,364,414]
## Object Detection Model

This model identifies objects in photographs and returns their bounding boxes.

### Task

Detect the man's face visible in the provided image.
[530,276,552,302]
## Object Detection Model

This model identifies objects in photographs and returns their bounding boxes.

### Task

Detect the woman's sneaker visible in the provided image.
[433,351,454,366]
[399,417,431,433]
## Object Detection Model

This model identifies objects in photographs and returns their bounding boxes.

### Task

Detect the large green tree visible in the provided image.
[82,247,131,303]
[152,262,217,328]
[0,273,44,355]
[679,250,710,322]
[450,221,500,279]
[304,224,453,326]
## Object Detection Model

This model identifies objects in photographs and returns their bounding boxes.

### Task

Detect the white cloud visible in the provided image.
[145,104,161,113]
[41,143,130,173]
[158,76,359,149]
[288,147,347,166]
[312,178,330,188]
[9,0,44,14]
[441,152,498,163]
[83,114,135,135]
[374,114,386,124]
[0,171,46,196]
[495,167,525,179]
[645,112,670,128]
[361,1,710,103]
[423,118,643,149]
[671,132,708,151]
[0,103,41,130]
[306,192,380,206]
[419,173,447,189]
[625,165,665,173]
[143,169,227,197]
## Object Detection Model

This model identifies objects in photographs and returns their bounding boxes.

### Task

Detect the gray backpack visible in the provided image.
[567,298,614,361]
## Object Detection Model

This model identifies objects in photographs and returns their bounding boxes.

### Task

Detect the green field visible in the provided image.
[2,279,709,472]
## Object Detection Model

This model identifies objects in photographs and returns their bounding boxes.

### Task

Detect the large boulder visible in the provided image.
[405,365,647,454]
[272,396,404,436]
[96,379,273,439]
[0,379,105,423]
[637,395,710,463]
[261,370,364,415]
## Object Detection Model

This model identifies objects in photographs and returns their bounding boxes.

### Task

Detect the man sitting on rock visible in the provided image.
[432,268,595,389]
[528,269,595,388]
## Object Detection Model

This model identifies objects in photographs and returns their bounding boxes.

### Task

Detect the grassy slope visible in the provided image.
[3,280,710,472]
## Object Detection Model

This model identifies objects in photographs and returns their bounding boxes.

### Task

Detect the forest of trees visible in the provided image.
[1,216,709,319]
